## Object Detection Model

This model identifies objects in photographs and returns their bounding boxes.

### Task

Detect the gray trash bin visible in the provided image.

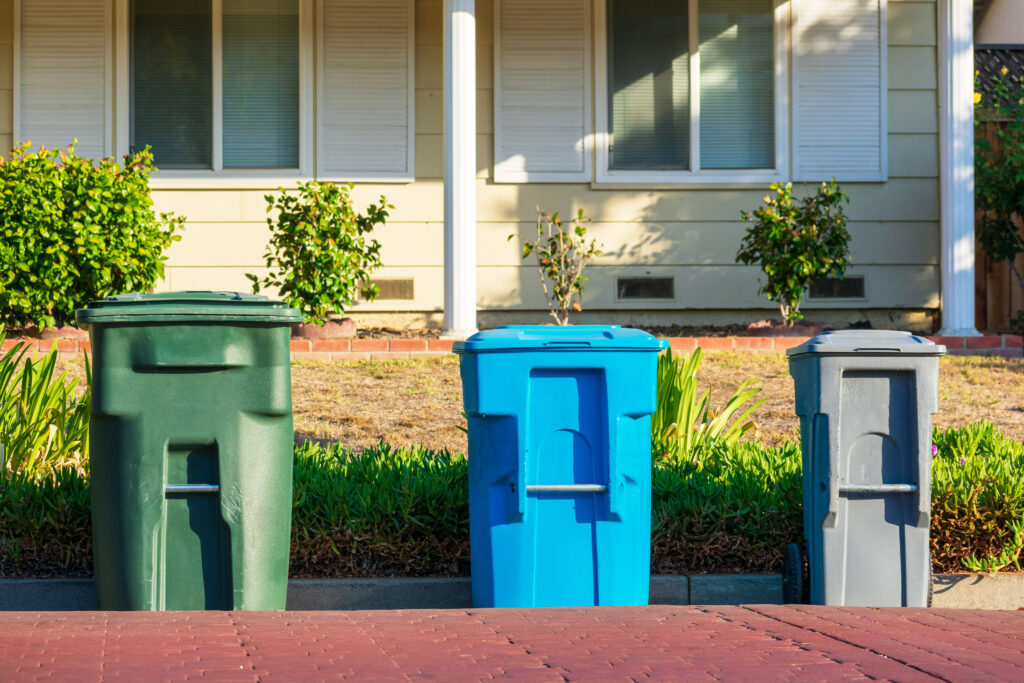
[784,330,945,607]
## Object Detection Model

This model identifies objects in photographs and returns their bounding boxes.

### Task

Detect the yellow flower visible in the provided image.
[1002,67,1009,76]
[975,92,983,104]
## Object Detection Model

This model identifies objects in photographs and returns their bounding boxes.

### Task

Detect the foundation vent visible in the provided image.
[808,276,865,299]
[370,278,415,301]
[616,277,674,301]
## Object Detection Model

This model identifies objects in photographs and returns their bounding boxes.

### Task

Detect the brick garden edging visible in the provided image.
[2,334,1021,362]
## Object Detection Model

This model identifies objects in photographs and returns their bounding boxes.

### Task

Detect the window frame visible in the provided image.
[115,0,314,186]
[594,0,790,186]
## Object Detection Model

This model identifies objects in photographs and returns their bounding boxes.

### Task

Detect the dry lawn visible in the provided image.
[54,352,1024,452]
[291,352,1024,453]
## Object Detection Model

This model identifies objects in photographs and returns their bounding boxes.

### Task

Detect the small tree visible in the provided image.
[976,67,1024,332]
[512,209,603,326]
[736,180,851,327]
[248,182,390,325]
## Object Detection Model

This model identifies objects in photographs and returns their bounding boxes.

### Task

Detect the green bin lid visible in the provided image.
[453,325,668,353]
[75,291,303,325]
[786,330,945,358]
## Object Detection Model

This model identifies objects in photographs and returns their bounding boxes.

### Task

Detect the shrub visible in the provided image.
[736,180,851,327]
[652,347,765,466]
[0,142,184,329]
[0,330,90,479]
[249,182,391,325]
[512,209,603,325]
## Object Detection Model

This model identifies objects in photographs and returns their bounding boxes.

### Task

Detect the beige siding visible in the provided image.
[1,0,941,319]
[977,0,1024,45]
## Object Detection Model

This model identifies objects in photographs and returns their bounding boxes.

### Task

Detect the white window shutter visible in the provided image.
[494,0,591,183]
[18,0,111,159]
[792,0,887,182]
[318,0,413,179]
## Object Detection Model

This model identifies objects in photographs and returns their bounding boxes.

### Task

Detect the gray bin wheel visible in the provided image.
[782,543,809,604]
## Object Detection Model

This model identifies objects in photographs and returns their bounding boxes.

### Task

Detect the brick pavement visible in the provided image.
[2,606,1023,681]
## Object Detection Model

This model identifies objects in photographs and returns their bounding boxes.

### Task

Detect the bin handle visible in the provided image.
[838,483,917,494]
[853,347,902,353]
[542,341,591,348]
[165,484,220,494]
[525,484,607,493]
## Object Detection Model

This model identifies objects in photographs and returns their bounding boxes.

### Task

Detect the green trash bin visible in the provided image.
[76,291,302,611]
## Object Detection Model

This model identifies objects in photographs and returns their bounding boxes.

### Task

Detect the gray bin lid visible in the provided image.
[453,325,668,353]
[75,291,303,325]
[787,330,945,358]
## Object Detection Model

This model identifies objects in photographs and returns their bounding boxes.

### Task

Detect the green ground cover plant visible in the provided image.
[931,421,1024,573]
[2,423,1021,578]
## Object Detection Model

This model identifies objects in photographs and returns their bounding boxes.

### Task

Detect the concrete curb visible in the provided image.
[2,573,1020,611]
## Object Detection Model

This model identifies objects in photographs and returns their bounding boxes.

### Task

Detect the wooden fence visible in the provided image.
[974,117,1023,333]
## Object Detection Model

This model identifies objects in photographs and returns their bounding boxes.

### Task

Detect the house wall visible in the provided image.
[977,0,1024,46]
[0,0,942,330]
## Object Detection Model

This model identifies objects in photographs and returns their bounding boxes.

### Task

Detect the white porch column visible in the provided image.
[938,0,980,335]
[443,0,478,336]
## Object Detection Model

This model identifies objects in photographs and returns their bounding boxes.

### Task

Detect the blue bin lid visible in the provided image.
[787,330,946,358]
[453,325,668,353]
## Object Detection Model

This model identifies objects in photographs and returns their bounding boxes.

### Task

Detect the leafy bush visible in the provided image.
[0,142,184,329]
[249,182,390,325]
[975,68,1024,326]
[0,331,90,479]
[513,209,603,325]
[652,347,764,466]
[736,180,850,327]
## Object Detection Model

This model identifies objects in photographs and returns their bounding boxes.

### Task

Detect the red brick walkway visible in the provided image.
[2,606,1023,681]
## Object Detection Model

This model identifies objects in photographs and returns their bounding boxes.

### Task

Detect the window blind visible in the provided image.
[792,0,886,181]
[131,0,213,169]
[319,0,412,177]
[222,0,299,169]
[494,0,590,182]
[608,0,690,170]
[20,0,109,159]
[699,0,774,169]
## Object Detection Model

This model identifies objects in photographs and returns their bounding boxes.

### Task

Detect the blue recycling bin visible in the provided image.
[454,325,667,608]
